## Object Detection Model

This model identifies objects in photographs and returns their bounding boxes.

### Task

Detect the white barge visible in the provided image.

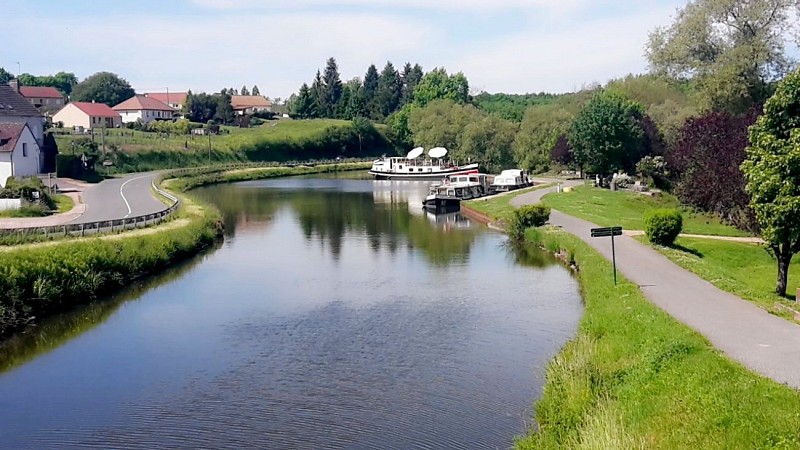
[369,147,479,180]
[422,173,491,213]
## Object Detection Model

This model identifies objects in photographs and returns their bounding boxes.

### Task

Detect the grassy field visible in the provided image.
[54,119,393,173]
[646,237,800,313]
[515,227,800,449]
[464,183,554,222]
[53,194,74,213]
[541,184,749,237]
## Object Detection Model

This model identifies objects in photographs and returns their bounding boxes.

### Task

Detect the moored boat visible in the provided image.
[489,169,533,193]
[422,173,490,213]
[369,147,479,180]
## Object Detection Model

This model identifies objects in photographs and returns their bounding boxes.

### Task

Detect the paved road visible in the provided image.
[67,171,166,224]
[514,180,800,389]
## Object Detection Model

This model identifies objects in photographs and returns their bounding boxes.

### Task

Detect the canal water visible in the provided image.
[0,176,582,449]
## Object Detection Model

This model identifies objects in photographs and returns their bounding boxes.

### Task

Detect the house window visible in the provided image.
[22,143,28,157]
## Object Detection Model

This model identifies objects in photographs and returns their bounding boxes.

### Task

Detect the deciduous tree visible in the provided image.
[412,67,469,107]
[568,92,645,176]
[71,72,135,106]
[742,69,800,297]
[647,0,800,112]
[0,67,13,84]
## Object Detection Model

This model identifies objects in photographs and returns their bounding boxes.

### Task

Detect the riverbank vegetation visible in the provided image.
[55,119,391,174]
[514,227,800,449]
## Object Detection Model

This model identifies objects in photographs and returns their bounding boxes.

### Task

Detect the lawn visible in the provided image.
[516,227,800,449]
[53,194,74,213]
[645,237,800,316]
[464,183,554,222]
[541,184,749,237]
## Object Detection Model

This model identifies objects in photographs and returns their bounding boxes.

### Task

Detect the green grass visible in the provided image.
[516,227,800,449]
[0,204,50,218]
[463,183,554,222]
[643,237,800,316]
[53,194,74,213]
[541,184,749,237]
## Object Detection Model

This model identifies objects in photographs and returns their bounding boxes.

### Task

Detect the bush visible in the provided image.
[644,208,683,246]
[508,204,551,242]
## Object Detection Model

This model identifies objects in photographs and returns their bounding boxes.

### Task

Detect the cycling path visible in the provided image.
[513,180,800,389]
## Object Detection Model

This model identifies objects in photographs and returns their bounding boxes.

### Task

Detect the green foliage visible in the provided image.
[0,213,222,336]
[644,208,683,246]
[459,114,517,174]
[635,155,669,188]
[473,92,559,121]
[70,71,135,106]
[508,204,550,242]
[514,102,578,173]
[408,99,482,153]
[568,92,645,175]
[516,228,800,449]
[15,71,77,95]
[1,177,56,210]
[742,68,800,296]
[0,67,14,84]
[412,67,469,107]
[646,0,798,113]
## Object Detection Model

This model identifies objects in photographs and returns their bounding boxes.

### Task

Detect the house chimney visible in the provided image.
[9,79,19,92]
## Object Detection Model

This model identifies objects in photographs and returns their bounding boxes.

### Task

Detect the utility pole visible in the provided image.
[14,61,20,75]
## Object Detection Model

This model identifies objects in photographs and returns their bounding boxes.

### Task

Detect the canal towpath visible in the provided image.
[512,180,800,389]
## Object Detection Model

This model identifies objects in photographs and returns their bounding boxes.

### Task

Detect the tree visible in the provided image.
[647,0,800,113]
[241,85,249,96]
[351,116,373,153]
[214,91,234,124]
[292,83,316,119]
[413,67,469,107]
[252,85,260,96]
[376,62,402,119]
[0,67,13,84]
[310,70,325,118]
[408,99,483,153]
[459,115,517,173]
[71,72,135,106]
[667,109,757,227]
[550,134,573,166]
[401,63,424,106]
[513,103,576,173]
[361,64,380,120]
[742,69,800,297]
[321,57,343,118]
[568,92,645,176]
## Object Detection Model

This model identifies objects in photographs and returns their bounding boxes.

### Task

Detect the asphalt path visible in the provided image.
[67,172,167,224]
[514,180,800,389]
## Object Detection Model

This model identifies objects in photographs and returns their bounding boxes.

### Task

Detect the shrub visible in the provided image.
[508,204,551,242]
[644,208,683,246]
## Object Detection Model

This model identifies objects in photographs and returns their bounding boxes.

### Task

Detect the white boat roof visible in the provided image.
[428,147,448,158]
[406,147,424,159]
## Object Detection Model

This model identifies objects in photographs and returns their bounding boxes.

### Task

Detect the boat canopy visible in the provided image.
[406,147,424,159]
[428,147,448,158]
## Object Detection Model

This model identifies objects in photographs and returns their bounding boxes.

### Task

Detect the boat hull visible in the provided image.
[370,165,479,180]
[422,196,461,213]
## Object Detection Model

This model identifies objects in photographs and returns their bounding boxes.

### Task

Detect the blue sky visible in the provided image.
[1,0,687,99]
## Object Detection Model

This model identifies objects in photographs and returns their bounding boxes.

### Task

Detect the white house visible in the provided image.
[231,95,272,115]
[0,81,45,148]
[0,123,41,187]
[113,94,176,124]
[53,102,122,130]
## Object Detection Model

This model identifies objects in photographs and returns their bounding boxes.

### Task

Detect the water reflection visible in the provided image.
[0,245,220,374]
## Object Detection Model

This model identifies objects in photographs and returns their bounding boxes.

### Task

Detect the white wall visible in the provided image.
[53,104,90,129]
[0,115,45,147]
[0,153,12,187]
[118,110,143,124]
[0,198,22,211]
[11,126,41,179]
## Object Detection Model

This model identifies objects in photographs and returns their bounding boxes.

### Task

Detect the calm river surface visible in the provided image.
[0,175,582,449]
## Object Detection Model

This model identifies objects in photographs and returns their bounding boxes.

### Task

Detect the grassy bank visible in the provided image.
[515,227,800,449]
[56,119,393,173]
[646,237,800,313]
[541,184,748,237]
[464,183,554,223]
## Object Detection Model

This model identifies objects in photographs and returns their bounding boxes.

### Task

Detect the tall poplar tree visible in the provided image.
[252,85,260,96]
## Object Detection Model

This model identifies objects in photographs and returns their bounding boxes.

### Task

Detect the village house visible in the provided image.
[19,86,65,114]
[53,102,122,130]
[144,92,188,110]
[0,81,46,148]
[113,94,176,124]
[231,95,272,115]
[0,123,41,187]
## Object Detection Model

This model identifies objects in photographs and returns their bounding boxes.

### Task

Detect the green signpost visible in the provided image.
[591,226,622,285]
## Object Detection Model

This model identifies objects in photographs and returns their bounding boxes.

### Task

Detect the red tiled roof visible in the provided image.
[144,92,188,105]
[231,95,272,109]
[70,102,121,118]
[0,123,27,153]
[19,86,63,99]
[113,94,176,111]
